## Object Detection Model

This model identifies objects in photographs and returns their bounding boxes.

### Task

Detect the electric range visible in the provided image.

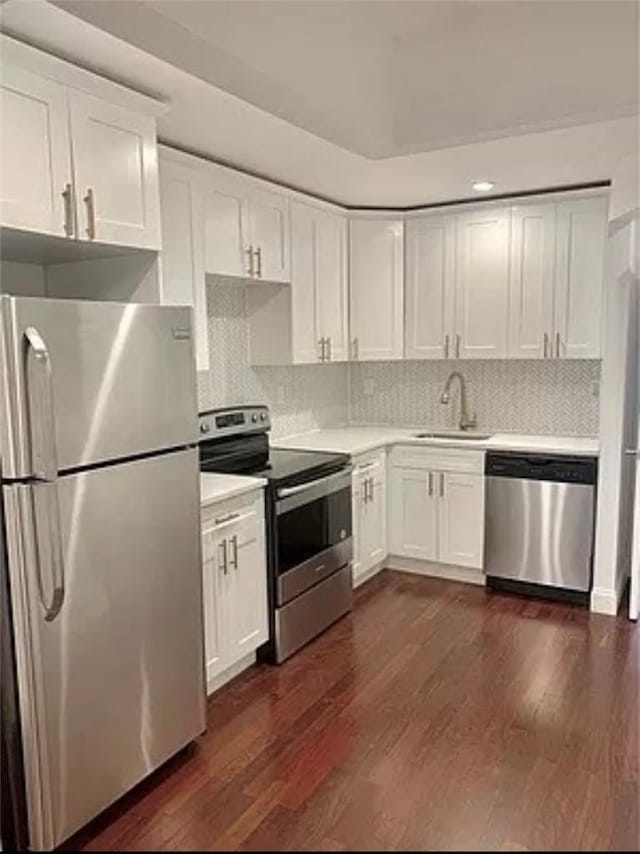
[199,405,353,662]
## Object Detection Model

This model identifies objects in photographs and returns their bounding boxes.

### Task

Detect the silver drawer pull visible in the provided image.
[215,511,240,525]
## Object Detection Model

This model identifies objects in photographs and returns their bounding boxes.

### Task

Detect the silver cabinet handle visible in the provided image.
[219,539,228,575]
[543,332,549,358]
[82,187,96,240]
[556,332,562,359]
[439,473,445,498]
[62,182,74,237]
[368,477,374,502]
[32,482,65,621]
[230,534,239,570]
[318,338,325,361]
[24,327,58,483]
[255,247,262,279]
[428,471,434,497]
[245,245,254,277]
[215,511,240,526]
[455,334,461,359]
[351,337,359,360]
[444,335,450,359]
[326,336,332,362]
[362,477,368,504]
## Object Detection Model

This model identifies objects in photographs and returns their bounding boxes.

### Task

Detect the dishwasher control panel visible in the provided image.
[485,453,597,485]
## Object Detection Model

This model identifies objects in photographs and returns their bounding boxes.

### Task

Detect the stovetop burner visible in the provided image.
[199,405,349,488]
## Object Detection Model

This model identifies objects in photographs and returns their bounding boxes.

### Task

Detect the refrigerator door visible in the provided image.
[0,296,197,479]
[3,447,206,850]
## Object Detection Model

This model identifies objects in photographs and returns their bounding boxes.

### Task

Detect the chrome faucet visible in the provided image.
[440,371,477,431]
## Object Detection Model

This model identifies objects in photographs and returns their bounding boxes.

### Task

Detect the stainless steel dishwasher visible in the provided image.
[484,453,598,603]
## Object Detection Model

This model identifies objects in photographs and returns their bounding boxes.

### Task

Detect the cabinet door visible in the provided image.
[0,64,72,236]
[201,525,230,687]
[249,188,290,282]
[554,196,607,358]
[316,209,349,362]
[202,171,251,278]
[349,218,404,361]
[159,162,209,370]
[365,472,387,568]
[508,204,556,359]
[228,501,269,660]
[389,467,438,560]
[69,91,161,249]
[351,473,367,585]
[438,472,485,569]
[290,201,321,364]
[455,208,510,358]
[405,215,456,359]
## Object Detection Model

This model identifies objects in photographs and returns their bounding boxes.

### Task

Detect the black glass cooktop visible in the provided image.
[200,433,348,489]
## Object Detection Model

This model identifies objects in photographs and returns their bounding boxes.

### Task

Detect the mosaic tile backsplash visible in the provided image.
[199,279,600,439]
[197,281,349,438]
[349,360,600,436]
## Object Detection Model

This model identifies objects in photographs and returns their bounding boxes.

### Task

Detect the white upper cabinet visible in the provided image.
[508,204,556,359]
[248,187,290,282]
[405,214,456,359]
[290,201,348,364]
[315,209,349,362]
[554,196,607,359]
[69,92,161,249]
[159,158,209,371]
[202,170,251,278]
[0,40,162,251]
[0,64,72,236]
[349,217,404,361]
[455,207,510,359]
[290,201,319,363]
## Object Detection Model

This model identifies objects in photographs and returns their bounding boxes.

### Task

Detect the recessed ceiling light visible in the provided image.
[472,180,495,192]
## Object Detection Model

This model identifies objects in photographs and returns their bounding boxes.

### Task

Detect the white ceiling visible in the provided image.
[50,0,639,159]
[1,0,637,205]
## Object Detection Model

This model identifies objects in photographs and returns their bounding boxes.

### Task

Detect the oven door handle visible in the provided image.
[277,467,351,499]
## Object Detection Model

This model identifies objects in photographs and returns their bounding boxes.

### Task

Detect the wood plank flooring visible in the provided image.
[68,571,639,851]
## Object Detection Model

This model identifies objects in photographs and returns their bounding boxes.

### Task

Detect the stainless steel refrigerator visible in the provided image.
[0,296,206,850]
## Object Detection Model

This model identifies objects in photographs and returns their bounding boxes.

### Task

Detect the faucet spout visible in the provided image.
[440,371,477,431]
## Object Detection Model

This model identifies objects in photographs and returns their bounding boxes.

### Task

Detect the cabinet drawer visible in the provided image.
[352,448,386,494]
[201,489,265,556]
[390,445,484,474]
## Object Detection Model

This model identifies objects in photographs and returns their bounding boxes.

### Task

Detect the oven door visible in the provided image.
[275,468,353,605]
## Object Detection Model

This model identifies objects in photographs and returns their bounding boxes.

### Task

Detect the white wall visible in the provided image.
[592,153,639,614]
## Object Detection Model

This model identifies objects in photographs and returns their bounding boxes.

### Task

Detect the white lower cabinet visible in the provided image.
[201,489,268,693]
[352,450,387,586]
[389,447,485,570]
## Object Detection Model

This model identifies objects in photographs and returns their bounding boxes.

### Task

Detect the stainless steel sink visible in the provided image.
[413,431,493,441]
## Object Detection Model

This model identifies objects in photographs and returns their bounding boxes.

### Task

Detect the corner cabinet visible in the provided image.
[352,449,387,586]
[201,488,269,695]
[349,217,404,360]
[1,48,162,249]
[389,446,485,571]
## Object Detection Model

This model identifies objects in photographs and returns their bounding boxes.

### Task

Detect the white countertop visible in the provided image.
[200,473,267,506]
[273,425,599,457]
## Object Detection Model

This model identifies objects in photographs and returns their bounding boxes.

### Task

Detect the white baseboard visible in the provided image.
[207,651,256,696]
[386,555,485,586]
[353,558,386,589]
[590,573,628,616]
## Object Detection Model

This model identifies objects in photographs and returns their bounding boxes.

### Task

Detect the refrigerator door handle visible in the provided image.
[32,483,65,622]
[24,326,59,483]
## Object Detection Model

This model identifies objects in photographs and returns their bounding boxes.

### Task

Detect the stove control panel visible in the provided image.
[199,405,271,439]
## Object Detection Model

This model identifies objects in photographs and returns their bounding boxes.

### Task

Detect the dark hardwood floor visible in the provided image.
[68,571,639,851]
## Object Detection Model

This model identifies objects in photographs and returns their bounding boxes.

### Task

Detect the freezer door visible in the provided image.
[0,296,197,479]
[3,448,206,850]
